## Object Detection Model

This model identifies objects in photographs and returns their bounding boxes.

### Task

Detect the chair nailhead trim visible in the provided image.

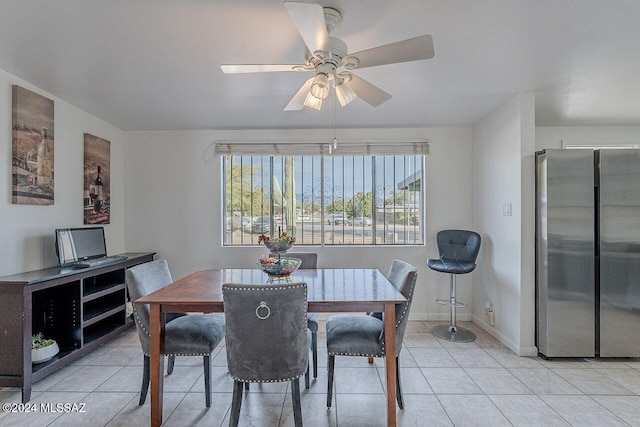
[223,283,306,291]
[143,352,210,356]
[395,275,417,328]
[328,351,382,357]
[328,351,402,357]
[133,308,150,338]
[231,373,305,383]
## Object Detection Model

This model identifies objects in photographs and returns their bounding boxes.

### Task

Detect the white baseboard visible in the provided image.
[472,314,538,357]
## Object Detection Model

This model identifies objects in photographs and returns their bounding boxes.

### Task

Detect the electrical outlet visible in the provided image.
[502,202,512,216]
[485,301,495,326]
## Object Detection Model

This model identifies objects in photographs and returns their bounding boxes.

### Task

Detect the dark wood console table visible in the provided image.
[0,252,155,402]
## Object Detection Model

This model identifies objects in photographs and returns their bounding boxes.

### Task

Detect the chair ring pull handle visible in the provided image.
[256,301,271,320]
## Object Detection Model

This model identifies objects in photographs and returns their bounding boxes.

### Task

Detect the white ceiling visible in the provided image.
[2,0,640,131]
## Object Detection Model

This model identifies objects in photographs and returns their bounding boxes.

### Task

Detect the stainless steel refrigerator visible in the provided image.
[536,149,640,358]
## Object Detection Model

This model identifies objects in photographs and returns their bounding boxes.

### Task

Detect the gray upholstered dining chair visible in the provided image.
[269,251,318,388]
[427,229,481,343]
[126,259,226,407]
[222,282,309,427]
[325,259,417,409]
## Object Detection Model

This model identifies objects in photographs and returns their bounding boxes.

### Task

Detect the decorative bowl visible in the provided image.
[263,240,293,254]
[257,257,302,278]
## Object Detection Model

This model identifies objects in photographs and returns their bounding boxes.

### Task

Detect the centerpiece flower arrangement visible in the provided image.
[258,228,296,253]
[258,229,300,280]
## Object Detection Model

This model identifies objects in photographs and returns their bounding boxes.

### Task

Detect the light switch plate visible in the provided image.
[502,202,512,216]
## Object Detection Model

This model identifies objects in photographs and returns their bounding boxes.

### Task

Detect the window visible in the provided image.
[219,142,426,246]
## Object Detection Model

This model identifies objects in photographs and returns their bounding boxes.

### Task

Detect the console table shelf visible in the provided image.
[0,252,155,403]
[83,283,126,302]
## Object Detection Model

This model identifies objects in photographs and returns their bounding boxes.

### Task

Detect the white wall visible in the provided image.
[536,126,640,150]
[0,70,127,276]
[124,127,473,320]
[472,93,536,355]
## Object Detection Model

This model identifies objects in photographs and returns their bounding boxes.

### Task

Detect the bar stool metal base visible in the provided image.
[432,325,476,343]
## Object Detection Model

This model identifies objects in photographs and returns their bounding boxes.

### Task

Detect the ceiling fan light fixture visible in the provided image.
[335,80,357,106]
[310,72,330,99]
[304,92,323,110]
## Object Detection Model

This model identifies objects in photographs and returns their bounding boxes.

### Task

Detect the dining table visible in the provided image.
[135,268,408,427]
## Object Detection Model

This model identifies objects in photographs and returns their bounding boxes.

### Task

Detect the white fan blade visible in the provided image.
[284,77,315,111]
[348,74,392,107]
[220,64,305,74]
[346,35,434,70]
[284,2,330,55]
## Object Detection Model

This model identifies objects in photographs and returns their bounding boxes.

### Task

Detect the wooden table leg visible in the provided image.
[384,302,397,427]
[150,304,165,427]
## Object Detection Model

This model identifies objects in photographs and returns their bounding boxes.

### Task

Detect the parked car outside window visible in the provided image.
[353,217,372,226]
[327,213,352,225]
[249,216,271,234]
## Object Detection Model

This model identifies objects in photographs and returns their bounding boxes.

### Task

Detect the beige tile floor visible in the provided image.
[2,321,640,426]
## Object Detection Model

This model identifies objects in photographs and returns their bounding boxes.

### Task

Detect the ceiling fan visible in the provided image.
[220,2,434,111]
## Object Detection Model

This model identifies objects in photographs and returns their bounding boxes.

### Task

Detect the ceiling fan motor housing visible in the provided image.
[306,36,348,80]
[323,7,342,34]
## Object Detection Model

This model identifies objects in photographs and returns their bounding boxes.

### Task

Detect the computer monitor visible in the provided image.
[55,227,107,267]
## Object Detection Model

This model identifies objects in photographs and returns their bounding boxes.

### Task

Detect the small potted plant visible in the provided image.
[32,332,59,364]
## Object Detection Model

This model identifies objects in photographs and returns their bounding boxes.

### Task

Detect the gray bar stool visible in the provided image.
[428,229,481,343]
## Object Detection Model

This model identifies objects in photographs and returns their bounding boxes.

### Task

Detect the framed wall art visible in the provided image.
[11,85,55,205]
[83,133,111,224]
